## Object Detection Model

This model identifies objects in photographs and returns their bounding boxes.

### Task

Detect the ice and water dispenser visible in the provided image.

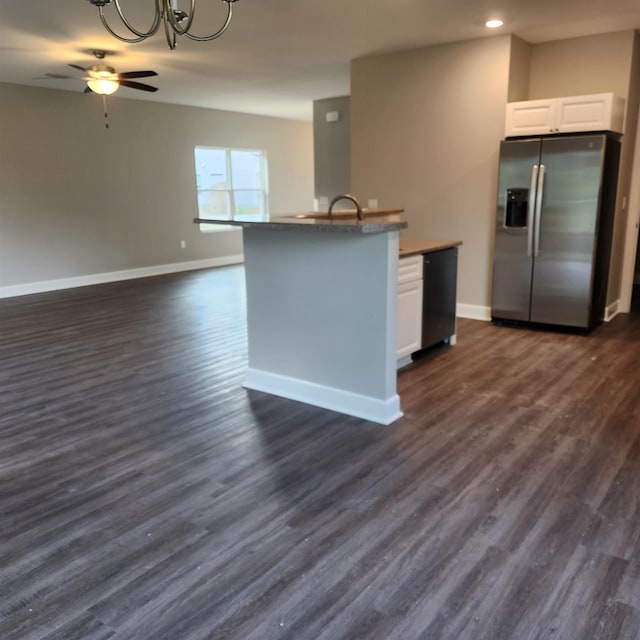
[504,188,529,228]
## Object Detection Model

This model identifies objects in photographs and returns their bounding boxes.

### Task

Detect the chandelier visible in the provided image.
[86,0,239,51]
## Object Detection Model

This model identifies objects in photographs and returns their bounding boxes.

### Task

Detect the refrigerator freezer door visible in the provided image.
[529,135,605,328]
[491,139,541,321]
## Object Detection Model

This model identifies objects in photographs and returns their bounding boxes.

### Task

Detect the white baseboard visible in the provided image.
[0,255,244,299]
[244,368,403,426]
[604,299,620,322]
[456,301,622,324]
[457,303,492,321]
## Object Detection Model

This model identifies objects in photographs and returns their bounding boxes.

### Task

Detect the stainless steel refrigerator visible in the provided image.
[491,134,620,331]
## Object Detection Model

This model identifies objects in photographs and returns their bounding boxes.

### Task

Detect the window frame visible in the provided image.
[194,146,269,232]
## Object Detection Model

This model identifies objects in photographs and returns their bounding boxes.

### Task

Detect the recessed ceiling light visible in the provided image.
[485,19,504,29]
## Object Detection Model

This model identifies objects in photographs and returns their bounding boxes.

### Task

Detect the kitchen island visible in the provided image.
[194,212,408,425]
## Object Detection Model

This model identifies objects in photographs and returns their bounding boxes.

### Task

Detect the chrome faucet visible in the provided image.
[327,194,364,221]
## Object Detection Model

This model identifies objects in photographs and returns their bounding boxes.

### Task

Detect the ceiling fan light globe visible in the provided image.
[87,78,119,95]
[87,64,116,78]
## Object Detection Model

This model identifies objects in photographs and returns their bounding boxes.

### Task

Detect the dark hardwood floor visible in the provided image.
[2,265,640,639]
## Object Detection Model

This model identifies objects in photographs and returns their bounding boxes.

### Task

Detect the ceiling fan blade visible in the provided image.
[118,80,158,93]
[34,72,74,80]
[118,70,158,79]
[69,64,88,72]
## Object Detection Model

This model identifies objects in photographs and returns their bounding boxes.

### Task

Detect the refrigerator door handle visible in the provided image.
[527,164,539,257]
[534,164,545,257]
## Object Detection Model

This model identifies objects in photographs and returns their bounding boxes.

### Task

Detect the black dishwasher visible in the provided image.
[422,248,458,349]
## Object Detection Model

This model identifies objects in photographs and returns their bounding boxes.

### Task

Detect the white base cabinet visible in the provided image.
[505,93,625,138]
[397,255,423,367]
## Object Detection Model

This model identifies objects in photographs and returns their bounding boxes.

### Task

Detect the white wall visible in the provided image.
[0,82,313,292]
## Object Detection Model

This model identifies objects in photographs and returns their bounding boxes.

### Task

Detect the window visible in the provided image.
[194,147,269,230]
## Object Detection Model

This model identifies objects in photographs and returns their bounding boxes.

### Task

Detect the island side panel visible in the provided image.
[242,227,401,424]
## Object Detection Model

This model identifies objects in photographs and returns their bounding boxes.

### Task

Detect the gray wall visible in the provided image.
[528,31,636,101]
[313,96,351,202]
[351,31,640,314]
[507,36,532,103]
[351,36,512,312]
[528,30,640,306]
[0,82,313,290]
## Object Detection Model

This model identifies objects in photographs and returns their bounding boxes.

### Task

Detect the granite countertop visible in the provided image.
[193,209,407,234]
[399,238,463,257]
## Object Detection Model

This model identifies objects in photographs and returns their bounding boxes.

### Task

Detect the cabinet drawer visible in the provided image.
[398,255,422,284]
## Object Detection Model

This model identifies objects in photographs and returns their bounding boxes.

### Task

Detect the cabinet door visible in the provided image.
[556,94,622,134]
[529,135,605,328]
[492,139,541,322]
[423,249,458,348]
[505,99,557,137]
[397,279,423,360]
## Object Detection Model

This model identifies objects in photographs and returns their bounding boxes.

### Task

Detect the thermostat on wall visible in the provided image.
[326,111,340,123]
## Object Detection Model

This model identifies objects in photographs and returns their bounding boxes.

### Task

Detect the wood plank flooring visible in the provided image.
[2,265,640,639]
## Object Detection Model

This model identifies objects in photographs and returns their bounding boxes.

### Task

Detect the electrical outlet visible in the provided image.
[368,199,378,209]
[180,240,186,249]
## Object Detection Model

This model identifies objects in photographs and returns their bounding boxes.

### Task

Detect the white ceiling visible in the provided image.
[2,0,640,121]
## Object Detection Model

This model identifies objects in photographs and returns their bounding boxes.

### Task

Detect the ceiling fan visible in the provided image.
[69,50,158,96]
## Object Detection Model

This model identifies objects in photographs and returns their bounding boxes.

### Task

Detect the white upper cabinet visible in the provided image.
[505,93,625,138]
[505,98,557,137]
